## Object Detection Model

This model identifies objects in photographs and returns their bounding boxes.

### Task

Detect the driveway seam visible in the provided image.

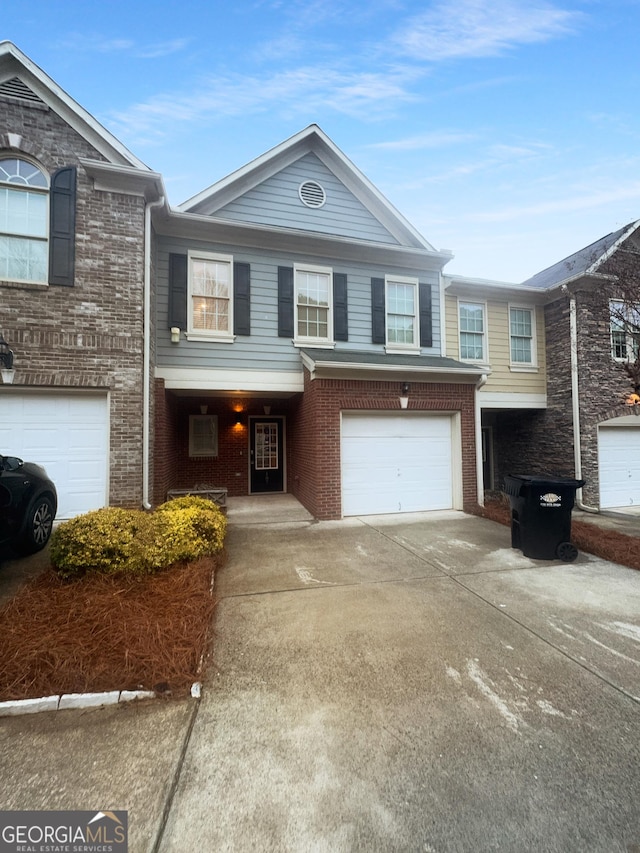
[151,694,201,853]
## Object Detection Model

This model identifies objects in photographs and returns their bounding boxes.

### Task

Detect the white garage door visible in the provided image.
[598,426,640,508]
[341,413,454,516]
[0,392,109,520]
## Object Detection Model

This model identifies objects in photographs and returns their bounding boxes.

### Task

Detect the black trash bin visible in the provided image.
[503,474,586,562]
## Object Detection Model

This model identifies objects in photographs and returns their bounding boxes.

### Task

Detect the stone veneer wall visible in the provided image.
[0,96,148,507]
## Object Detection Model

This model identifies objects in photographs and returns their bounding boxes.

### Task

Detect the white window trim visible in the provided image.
[293,262,334,348]
[0,156,50,286]
[458,299,488,364]
[610,299,639,362]
[508,303,538,370]
[186,250,235,343]
[189,414,219,457]
[385,275,420,354]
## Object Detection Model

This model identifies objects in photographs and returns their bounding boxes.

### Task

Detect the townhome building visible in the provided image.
[152,126,486,519]
[446,223,640,511]
[0,42,163,519]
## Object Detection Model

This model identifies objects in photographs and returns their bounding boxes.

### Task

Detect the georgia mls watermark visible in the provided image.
[0,811,127,853]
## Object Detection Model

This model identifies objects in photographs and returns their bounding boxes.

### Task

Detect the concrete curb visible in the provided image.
[0,683,202,717]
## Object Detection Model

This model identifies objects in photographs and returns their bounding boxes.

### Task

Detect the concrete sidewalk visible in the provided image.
[1,503,639,852]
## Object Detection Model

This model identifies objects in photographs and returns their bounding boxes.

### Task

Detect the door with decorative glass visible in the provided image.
[250,418,284,493]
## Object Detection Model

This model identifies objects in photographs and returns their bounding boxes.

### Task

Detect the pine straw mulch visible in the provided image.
[0,553,224,703]
[473,500,640,572]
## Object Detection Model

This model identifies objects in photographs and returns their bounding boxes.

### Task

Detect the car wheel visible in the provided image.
[20,496,55,554]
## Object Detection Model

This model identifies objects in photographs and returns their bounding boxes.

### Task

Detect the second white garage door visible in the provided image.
[341,413,455,516]
[0,391,109,520]
[598,425,640,508]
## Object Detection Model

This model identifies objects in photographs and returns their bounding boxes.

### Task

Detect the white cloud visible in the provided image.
[368,131,477,150]
[108,65,419,142]
[61,34,189,59]
[394,0,580,61]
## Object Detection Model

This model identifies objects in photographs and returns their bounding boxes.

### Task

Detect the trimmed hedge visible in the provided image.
[50,497,227,579]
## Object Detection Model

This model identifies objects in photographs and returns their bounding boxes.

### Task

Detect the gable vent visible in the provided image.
[0,77,45,105]
[299,180,326,209]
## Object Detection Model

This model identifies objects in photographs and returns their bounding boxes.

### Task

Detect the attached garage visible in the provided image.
[341,412,459,516]
[598,423,640,509]
[0,391,109,520]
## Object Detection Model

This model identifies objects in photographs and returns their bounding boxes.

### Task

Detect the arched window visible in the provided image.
[0,157,49,283]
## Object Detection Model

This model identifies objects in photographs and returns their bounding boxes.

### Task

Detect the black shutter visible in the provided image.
[48,166,76,286]
[333,273,348,341]
[371,277,385,344]
[234,262,251,335]
[168,253,187,330]
[278,266,294,338]
[419,282,433,348]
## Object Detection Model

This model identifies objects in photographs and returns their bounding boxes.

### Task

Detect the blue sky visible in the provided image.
[5,0,640,281]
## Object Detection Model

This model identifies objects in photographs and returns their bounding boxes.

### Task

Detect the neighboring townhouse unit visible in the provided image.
[443,276,547,493]
[0,42,163,520]
[447,222,640,511]
[152,126,486,519]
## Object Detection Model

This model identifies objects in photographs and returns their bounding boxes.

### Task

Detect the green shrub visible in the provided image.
[50,498,226,579]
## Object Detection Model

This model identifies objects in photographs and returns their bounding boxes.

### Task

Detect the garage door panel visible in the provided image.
[599,426,640,508]
[341,413,454,517]
[0,393,109,520]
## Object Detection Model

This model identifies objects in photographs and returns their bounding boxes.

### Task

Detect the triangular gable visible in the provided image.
[179,124,435,251]
[522,221,640,291]
[0,41,149,170]
[212,151,401,246]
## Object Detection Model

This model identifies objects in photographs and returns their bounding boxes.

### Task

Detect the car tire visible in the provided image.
[19,495,55,554]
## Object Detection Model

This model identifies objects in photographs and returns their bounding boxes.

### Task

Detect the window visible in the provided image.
[189,415,218,457]
[459,301,486,361]
[386,277,419,351]
[295,264,332,344]
[0,157,48,283]
[188,251,233,341]
[610,300,640,361]
[509,305,536,366]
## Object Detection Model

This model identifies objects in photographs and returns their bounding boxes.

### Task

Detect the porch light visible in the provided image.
[170,326,181,344]
[234,411,244,426]
[0,334,15,384]
[400,382,409,409]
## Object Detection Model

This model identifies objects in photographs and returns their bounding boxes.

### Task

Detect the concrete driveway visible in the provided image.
[1,502,639,852]
[158,505,640,852]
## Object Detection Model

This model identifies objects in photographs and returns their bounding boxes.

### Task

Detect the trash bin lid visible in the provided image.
[506,473,586,488]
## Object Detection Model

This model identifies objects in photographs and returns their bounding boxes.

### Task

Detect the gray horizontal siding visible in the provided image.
[216,153,400,245]
[156,236,441,371]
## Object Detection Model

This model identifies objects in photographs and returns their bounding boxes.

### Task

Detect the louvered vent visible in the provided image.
[0,77,45,105]
[298,180,326,208]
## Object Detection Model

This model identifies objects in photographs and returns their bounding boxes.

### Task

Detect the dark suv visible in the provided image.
[0,455,57,556]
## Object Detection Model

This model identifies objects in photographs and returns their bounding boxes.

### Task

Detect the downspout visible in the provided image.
[143,195,165,510]
[562,284,599,512]
[475,373,488,505]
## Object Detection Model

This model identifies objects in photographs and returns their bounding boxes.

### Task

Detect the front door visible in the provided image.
[250,418,284,493]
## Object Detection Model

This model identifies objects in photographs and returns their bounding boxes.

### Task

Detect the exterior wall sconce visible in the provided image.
[234,412,244,426]
[400,382,409,409]
[624,392,640,415]
[200,404,208,415]
[170,327,181,344]
[0,334,15,384]
[263,405,271,415]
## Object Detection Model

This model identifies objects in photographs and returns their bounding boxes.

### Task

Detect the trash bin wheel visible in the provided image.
[556,541,578,562]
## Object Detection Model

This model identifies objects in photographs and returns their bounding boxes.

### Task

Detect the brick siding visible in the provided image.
[0,97,148,508]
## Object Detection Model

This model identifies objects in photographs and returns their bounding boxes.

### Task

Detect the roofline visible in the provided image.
[0,41,149,170]
[177,124,438,252]
[585,219,640,275]
[299,351,487,379]
[80,159,165,201]
[154,205,454,269]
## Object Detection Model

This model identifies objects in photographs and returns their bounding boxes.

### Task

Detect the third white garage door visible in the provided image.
[598,425,640,508]
[341,412,455,516]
